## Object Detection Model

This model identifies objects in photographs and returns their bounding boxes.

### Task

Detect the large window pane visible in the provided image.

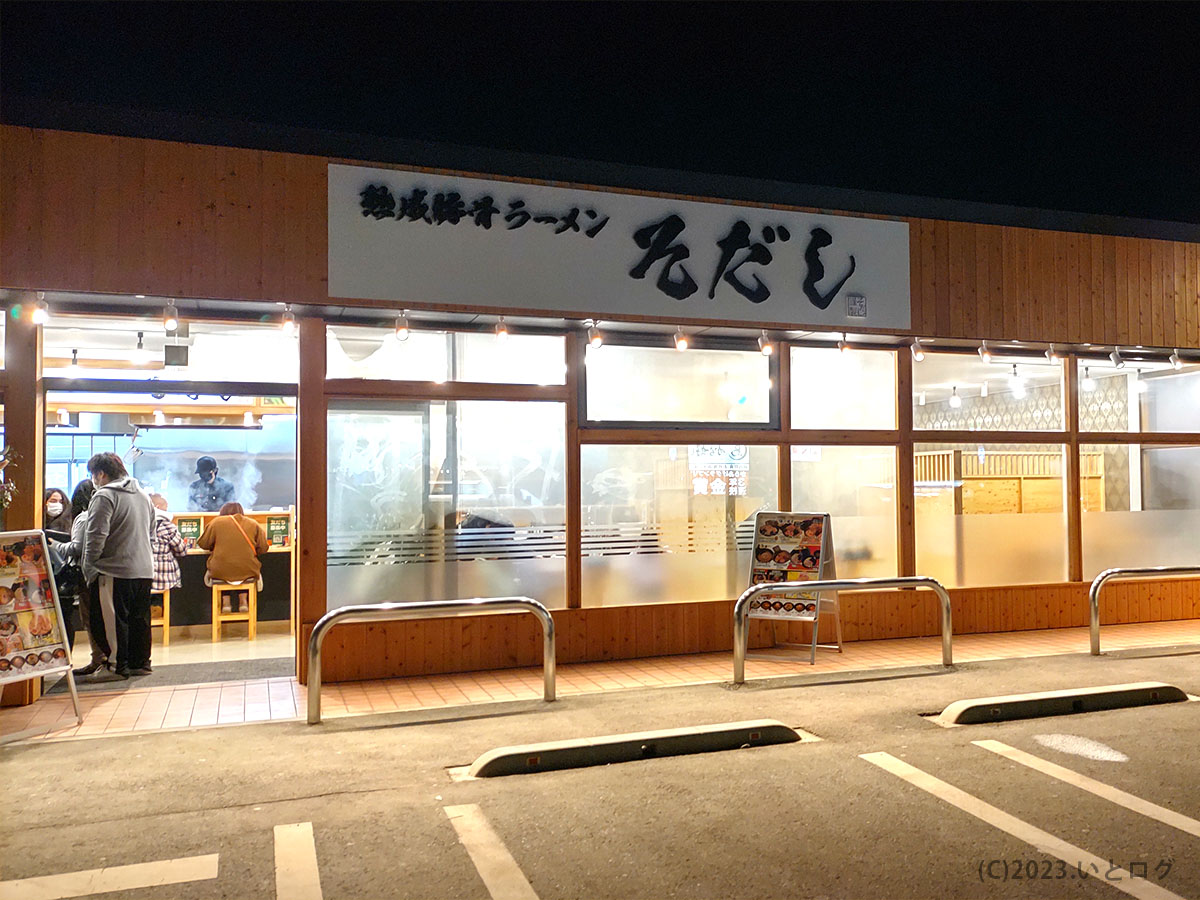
[1081,443,1200,578]
[915,443,1067,587]
[790,347,896,429]
[791,445,897,577]
[913,353,1064,431]
[1080,362,1200,433]
[585,345,771,423]
[581,444,777,605]
[327,325,565,385]
[327,400,566,611]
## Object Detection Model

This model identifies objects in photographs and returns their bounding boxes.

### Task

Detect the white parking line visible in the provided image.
[860,751,1185,900]
[444,804,539,900]
[274,822,324,900]
[974,740,1200,838]
[0,854,219,900]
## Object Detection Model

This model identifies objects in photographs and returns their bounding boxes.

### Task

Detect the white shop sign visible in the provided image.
[328,164,911,330]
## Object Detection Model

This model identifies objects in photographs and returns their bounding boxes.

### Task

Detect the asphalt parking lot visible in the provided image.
[3,647,1199,899]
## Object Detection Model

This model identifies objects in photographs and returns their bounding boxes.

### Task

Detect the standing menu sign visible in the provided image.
[746,512,836,620]
[0,530,83,741]
[175,516,203,550]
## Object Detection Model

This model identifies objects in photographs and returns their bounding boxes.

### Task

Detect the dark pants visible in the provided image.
[89,576,153,670]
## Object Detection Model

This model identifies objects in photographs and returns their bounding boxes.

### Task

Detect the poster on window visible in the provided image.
[0,531,71,686]
[746,512,835,620]
[687,445,750,497]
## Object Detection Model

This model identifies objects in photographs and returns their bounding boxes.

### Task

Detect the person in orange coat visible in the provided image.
[196,502,269,613]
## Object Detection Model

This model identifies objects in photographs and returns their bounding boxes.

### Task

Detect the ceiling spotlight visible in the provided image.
[587,322,603,349]
[910,339,925,362]
[281,304,296,337]
[163,300,180,333]
[1008,364,1026,399]
[980,380,989,398]
[133,331,153,365]
[153,409,166,426]
[1169,349,1182,370]
[31,291,49,325]
[1082,366,1096,392]
[1045,344,1061,363]
[758,330,773,356]
[494,316,509,341]
[56,408,70,426]
[948,385,962,409]
[978,340,992,363]
[673,327,689,352]
[837,332,849,353]
[394,311,410,342]
[68,348,81,377]
[918,391,926,406]
[1109,347,1125,369]
[1135,371,1150,394]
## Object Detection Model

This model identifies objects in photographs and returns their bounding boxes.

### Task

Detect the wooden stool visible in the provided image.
[151,589,171,646]
[210,580,258,642]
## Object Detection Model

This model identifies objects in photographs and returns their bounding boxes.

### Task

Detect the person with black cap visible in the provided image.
[187,456,237,512]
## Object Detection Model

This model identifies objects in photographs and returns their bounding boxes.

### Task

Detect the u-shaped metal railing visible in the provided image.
[1089,566,1200,656]
[733,576,954,683]
[306,596,556,724]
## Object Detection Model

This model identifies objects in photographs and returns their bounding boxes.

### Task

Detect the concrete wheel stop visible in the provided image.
[462,719,813,778]
[933,681,1188,726]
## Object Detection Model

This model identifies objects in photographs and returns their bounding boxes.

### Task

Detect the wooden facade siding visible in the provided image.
[3,126,1197,349]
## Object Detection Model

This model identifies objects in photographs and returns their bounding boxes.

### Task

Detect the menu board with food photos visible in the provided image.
[746,512,835,621]
[0,531,72,685]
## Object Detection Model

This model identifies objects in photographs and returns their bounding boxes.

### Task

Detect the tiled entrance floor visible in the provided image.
[5,619,1200,744]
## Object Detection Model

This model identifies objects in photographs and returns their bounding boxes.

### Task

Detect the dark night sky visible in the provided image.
[3,2,1199,223]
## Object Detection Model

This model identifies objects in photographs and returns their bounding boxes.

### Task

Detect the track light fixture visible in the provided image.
[837,332,849,353]
[758,330,773,356]
[68,349,81,377]
[1169,349,1182,370]
[163,300,180,333]
[948,386,962,409]
[673,327,688,352]
[394,311,410,341]
[587,321,603,349]
[910,339,925,362]
[1109,347,1125,369]
[980,380,989,398]
[494,316,509,341]
[281,304,296,338]
[978,340,992,363]
[32,291,49,325]
[1045,343,1061,363]
[133,331,152,365]
[1009,364,1026,399]
[1082,366,1096,392]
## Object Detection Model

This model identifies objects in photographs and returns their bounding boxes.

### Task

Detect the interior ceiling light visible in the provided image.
[1082,366,1097,392]
[281,304,296,338]
[757,330,773,356]
[978,340,992,363]
[948,385,962,409]
[587,321,603,349]
[1169,349,1183,370]
[1009,364,1026,399]
[494,316,509,341]
[918,390,926,406]
[243,411,256,427]
[56,408,70,425]
[673,327,688,352]
[163,300,180,333]
[910,339,925,362]
[1045,343,1061,363]
[133,331,152,365]
[31,291,50,325]
[837,332,849,353]
[394,310,410,341]
[980,379,989,398]
[68,348,81,376]
[1135,370,1149,394]
[1109,347,1125,368]
[153,409,166,425]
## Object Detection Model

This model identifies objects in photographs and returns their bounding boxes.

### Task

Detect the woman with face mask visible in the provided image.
[44,488,74,534]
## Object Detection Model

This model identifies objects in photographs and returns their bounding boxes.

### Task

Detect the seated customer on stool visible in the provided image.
[197,502,269,613]
[149,493,187,625]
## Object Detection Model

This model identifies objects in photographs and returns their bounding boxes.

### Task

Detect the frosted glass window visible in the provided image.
[914,443,1067,587]
[913,353,1063,431]
[791,445,897,578]
[580,444,778,605]
[327,326,565,385]
[585,345,771,423]
[327,399,566,611]
[1079,362,1200,433]
[789,347,896,429]
[1081,443,1200,578]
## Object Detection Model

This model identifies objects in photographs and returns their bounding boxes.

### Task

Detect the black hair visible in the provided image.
[87,452,127,480]
[71,479,96,516]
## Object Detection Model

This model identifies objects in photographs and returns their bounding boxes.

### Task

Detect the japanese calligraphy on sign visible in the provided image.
[687,445,750,497]
[329,164,910,329]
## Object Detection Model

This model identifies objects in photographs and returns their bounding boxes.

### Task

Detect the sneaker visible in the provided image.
[85,664,128,682]
[72,660,106,677]
[125,667,153,676]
